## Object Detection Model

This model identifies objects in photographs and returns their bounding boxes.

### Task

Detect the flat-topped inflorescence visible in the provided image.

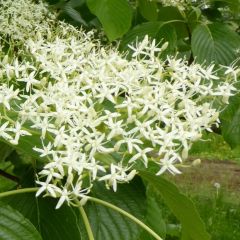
[0,0,238,209]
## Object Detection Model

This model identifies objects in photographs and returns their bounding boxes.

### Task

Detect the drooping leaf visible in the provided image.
[140,172,210,240]
[191,23,240,65]
[138,0,158,21]
[87,0,133,41]
[3,194,83,240]
[85,177,146,240]
[220,94,240,148]
[0,202,42,240]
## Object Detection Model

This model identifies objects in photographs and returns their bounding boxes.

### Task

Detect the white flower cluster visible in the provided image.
[0,0,55,41]
[0,0,238,208]
[157,0,189,10]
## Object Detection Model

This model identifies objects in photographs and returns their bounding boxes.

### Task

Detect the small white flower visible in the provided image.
[129,147,153,167]
[36,181,61,198]
[0,122,12,141]
[114,138,143,154]
[156,152,182,175]
[0,85,20,110]
[199,65,219,80]
[104,119,124,140]
[9,122,31,145]
[99,164,137,192]
[39,168,63,183]
[33,142,54,157]
[224,65,240,81]
[98,164,123,192]
[55,188,70,209]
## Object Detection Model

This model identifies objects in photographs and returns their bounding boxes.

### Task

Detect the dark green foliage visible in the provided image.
[0,203,42,240]
[85,178,146,240]
[47,0,240,66]
[220,94,240,148]
[192,23,240,65]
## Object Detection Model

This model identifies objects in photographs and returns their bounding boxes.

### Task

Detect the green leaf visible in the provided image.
[85,178,146,240]
[189,131,240,161]
[191,23,240,65]
[0,142,13,162]
[181,227,192,240]
[158,6,183,21]
[0,203,42,240]
[3,194,83,240]
[158,6,188,39]
[187,7,201,31]
[3,178,146,240]
[138,0,158,21]
[0,161,17,192]
[156,24,177,56]
[0,177,17,193]
[220,94,240,148]
[66,0,86,8]
[63,2,87,26]
[139,197,166,240]
[87,0,133,41]
[13,134,44,160]
[140,172,211,240]
[166,224,181,238]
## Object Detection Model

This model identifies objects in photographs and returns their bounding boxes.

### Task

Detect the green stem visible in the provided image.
[0,187,38,198]
[78,203,95,240]
[87,196,163,240]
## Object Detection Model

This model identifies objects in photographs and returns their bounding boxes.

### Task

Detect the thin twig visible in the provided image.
[0,169,19,183]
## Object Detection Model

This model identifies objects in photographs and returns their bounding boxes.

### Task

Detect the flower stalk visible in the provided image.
[77,202,95,240]
[0,187,38,198]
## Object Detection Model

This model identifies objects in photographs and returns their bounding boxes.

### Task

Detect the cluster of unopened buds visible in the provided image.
[0,0,239,208]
